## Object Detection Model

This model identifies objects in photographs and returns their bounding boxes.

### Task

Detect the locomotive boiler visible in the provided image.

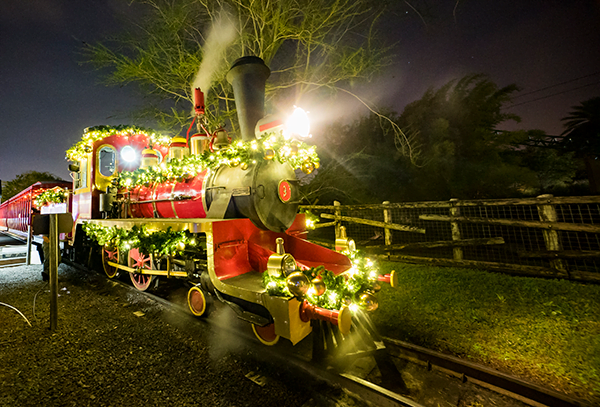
[9,56,396,349]
[120,57,300,234]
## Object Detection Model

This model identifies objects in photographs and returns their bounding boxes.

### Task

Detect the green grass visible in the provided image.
[371,262,600,403]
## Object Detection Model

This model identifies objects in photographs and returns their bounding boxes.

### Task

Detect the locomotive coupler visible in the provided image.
[377,270,398,288]
[299,300,351,335]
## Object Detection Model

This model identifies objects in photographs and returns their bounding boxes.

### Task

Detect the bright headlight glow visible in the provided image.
[285,107,311,138]
[121,146,137,162]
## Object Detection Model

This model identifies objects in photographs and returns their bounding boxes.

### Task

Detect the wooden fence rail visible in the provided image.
[301,195,600,284]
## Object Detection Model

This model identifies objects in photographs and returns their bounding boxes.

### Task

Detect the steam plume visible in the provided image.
[191,8,238,95]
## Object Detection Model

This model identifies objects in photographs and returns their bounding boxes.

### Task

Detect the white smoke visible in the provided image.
[191,8,239,95]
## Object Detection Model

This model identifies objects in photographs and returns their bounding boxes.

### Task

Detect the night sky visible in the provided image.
[1,0,599,183]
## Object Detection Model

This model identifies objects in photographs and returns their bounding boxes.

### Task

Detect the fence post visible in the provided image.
[536,194,567,274]
[449,198,463,260]
[383,201,392,246]
[334,201,342,239]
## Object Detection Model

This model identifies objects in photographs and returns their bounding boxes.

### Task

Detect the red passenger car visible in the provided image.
[0,181,72,243]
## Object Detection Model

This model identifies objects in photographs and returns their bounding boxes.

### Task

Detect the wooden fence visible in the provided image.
[300,195,600,283]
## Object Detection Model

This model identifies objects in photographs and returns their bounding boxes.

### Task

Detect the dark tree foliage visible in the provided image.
[561,97,600,154]
[559,97,600,193]
[304,75,567,204]
[395,74,536,200]
[512,130,578,195]
[300,110,408,204]
[1,171,65,202]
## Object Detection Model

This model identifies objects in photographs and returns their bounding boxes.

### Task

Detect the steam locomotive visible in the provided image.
[1,56,395,348]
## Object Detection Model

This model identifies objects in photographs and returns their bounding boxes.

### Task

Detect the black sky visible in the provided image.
[1,0,599,183]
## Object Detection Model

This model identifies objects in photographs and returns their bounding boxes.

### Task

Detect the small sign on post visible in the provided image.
[32,213,73,331]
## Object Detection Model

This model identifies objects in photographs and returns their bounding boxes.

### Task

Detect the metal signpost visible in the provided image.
[32,213,73,331]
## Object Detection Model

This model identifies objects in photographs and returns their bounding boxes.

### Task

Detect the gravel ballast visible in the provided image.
[0,264,331,407]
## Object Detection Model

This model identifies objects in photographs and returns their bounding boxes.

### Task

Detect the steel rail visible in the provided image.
[382,337,593,407]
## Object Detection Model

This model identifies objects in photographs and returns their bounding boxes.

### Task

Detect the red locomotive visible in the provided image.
[1,56,396,348]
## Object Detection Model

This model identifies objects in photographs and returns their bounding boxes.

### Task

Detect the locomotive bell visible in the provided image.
[212,129,230,150]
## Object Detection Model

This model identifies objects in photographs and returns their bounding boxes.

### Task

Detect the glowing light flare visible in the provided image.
[121,146,137,163]
[285,107,311,139]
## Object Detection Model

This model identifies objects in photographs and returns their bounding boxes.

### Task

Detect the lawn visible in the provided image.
[371,261,600,403]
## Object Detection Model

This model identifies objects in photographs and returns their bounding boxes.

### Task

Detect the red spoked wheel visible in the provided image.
[128,248,157,291]
[187,286,211,317]
[102,245,120,279]
[252,323,280,346]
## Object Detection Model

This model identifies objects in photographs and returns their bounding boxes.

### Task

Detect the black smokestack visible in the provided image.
[226,56,270,142]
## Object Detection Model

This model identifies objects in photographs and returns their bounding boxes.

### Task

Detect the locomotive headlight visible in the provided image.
[121,146,137,162]
[285,107,311,139]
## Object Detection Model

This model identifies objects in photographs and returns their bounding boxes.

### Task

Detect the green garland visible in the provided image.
[66,125,172,161]
[34,188,68,208]
[262,250,381,310]
[119,132,319,189]
[83,222,377,311]
[299,209,320,230]
[83,223,194,257]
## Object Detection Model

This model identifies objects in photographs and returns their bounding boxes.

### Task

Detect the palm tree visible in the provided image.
[561,97,600,193]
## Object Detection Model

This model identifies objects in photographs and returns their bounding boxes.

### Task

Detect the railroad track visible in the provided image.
[0,256,27,267]
[382,337,592,407]
[63,259,591,407]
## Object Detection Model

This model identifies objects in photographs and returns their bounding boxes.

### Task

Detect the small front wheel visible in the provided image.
[252,323,280,346]
[187,286,211,317]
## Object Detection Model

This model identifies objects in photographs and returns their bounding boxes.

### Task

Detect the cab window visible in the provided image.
[98,146,117,177]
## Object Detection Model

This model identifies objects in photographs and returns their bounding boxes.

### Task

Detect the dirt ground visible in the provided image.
[1,264,360,407]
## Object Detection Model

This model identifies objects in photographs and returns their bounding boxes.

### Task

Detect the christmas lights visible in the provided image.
[298,209,319,230]
[118,131,320,189]
[34,188,69,208]
[66,125,172,161]
[82,223,194,257]
[262,250,381,311]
